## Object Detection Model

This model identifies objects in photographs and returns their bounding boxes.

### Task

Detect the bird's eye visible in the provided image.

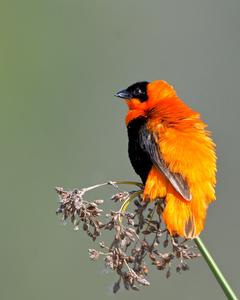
[135,87,142,95]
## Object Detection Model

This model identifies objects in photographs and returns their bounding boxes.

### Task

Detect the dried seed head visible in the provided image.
[113,280,121,294]
[176,265,181,273]
[136,276,150,286]
[111,192,129,202]
[163,238,169,248]
[94,199,104,205]
[181,263,190,271]
[55,183,200,293]
[89,249,100,261]
[166,268,171,279]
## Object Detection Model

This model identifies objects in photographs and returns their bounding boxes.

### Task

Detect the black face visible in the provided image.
[115,81,149,102]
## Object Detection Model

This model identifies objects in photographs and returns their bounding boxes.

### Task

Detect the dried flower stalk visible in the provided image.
[55,181,200,293]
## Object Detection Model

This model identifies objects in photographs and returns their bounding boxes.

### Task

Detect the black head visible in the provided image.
[115,81,149,102]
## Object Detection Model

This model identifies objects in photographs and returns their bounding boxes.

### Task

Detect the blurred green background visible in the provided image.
[1,0,240,299]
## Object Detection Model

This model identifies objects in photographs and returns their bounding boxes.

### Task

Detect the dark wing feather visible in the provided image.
[139,125,192,201]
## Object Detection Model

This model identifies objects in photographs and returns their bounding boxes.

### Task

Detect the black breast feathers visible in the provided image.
[127,117,153,183]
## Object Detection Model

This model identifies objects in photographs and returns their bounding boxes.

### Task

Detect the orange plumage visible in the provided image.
[116,80,216,238]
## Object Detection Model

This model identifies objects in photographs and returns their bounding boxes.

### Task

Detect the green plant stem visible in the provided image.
[81,180,143,193]
[194,237,238,300]
[119,190,142,223]
[120,191,142,213]
[113,181,143,187]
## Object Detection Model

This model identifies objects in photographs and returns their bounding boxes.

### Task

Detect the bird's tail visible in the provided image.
[162,183,215,238]
[143,166,215,238]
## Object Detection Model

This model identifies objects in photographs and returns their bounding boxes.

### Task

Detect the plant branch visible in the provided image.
[83,181,143,192]
[194,237,238,300]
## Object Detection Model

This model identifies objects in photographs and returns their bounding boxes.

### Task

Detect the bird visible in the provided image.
[115,80,216,238]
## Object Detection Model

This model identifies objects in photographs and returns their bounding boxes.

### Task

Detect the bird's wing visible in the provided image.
[139,125,192,201]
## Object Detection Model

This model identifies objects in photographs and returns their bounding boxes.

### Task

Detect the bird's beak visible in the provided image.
[114,89,132,99]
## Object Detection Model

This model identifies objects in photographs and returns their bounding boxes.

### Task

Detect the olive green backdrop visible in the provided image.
[1,0,239,299]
